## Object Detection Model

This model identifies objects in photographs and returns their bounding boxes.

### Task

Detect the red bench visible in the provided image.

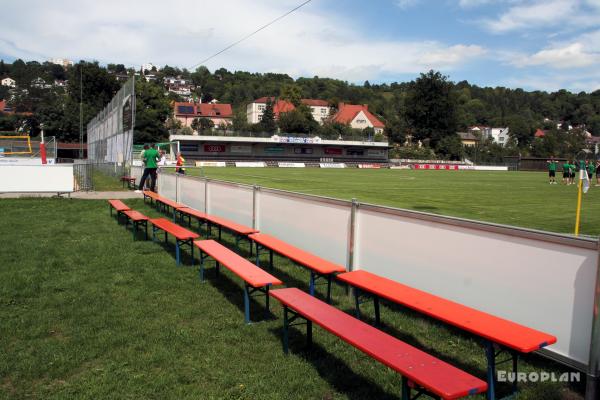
[249,233,345,303]
[143,191,187,220]
[176,207,258,251]
[149,218,200,266]
[337,270,557,399]
[194,240,283,323]
[108,199,131,222]
[122,210,149,240]
[120,176,136,189]
[270,288,487,399]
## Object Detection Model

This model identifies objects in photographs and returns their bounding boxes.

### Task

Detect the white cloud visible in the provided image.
[396,0,421,9]
[483,0,577,33]
[0,0,485,82]
[508,28,600,69]
[459,0,494,8]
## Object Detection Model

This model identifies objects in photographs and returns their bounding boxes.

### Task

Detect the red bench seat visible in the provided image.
[194,240,282,323]
[337,270,557,399]
[150,218,200,266]
[249,233,345,302]
[270,288,487,400]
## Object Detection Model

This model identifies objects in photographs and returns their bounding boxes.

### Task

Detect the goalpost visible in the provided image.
[0,135,32,155]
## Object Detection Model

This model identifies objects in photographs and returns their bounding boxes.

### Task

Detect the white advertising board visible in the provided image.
[278,162,305,168]
[0,165,74,192]
[320,163,346,169]
[235,162,265,168]
[196,161,226,167]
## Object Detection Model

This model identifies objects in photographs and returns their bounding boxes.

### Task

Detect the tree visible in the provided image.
[191,117,214,134]
[278,105,318,134]
[259,98,277,133]
[435,134,464,160]
[404,70,458,148]
[232,110,249,132]
[506,115,533,148]
[384,117,407,145]
[279,84,302,106]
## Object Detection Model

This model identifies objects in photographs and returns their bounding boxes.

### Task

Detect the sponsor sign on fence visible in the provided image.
[413,164,460,170]
[235,161,266,168]
[358,164,381,169]
[278,162,305,168]
[195,161,226,167]
[320,163,346,168]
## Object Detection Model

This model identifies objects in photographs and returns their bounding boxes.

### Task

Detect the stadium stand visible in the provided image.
[270,287,487,399]
[336,270,557,399]
[194,239,283,323]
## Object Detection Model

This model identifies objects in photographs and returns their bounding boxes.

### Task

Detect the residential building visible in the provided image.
[53,80,67,88]
[173,102,233,131]
[468,126,510,146]
[31,77,52,89]
[49,58,74,68]
[457,132,480,147]
[534,128,547,138]
[141,63,157,74]
[1,77,16,88]
[246,97,332,125]
[144,74,157,82]
[331,103,385,134]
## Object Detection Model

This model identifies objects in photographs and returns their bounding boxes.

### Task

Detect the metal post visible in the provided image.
[175,173,179,203]
[252,184,258,230]
[348,198,358,273]
[584,238,600,400]
[204,178,209,213]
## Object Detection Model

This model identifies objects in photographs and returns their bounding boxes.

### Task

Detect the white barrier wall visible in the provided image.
[153,171,599,372]
[0,165,74,192]
[355,206,597,368]
[257,190,351,266]
[208,181,253,228]
[178,175,205,211]
[158,172,177,200]
[131,166,142,182]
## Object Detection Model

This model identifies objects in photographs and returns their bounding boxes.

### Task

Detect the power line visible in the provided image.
[189,0,312,71]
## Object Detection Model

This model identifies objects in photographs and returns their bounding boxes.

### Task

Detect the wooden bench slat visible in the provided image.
[108,199,131,212]
[249,233,345,275]
[143,190,160,199]
[150,218,200,240]
[123,210,149,221]
[194,240,282,287]
[206,215,258,235]
[178,207,209,220]
[337,270,556,353]
[271,288,487,399]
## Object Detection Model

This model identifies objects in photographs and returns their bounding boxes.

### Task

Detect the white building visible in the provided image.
[469,126,510,146]
[141,63,157,74]
[1,77,16,88]
[246,97,332,125]
[49,58,74,68]
[331,103,385,134]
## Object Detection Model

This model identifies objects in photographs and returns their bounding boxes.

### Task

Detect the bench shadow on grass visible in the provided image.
[267,324,401,400]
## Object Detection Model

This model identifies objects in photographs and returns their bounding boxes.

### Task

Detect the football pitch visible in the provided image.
[182,168,600,237]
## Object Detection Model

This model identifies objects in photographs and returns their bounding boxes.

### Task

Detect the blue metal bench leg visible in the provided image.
[176,240,181,266]
[283,306,289,354]
[485,340,496,400]
[244,284,251,324]
[354,288,361,319]
[265,285,270,319]
[152,226,157,242]
[326,275,332,303]
[401,376,410,400]
[309,271,316,296]
[199,251,205,282]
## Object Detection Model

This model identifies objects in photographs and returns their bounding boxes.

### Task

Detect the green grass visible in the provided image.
[183,167,600,236]
[0,198,585,399]
[91,171,128,192]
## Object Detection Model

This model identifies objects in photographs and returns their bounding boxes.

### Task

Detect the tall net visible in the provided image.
[86,77,135,164]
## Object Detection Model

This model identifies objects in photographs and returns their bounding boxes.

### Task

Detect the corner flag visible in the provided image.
[574,164,590,235]
[581,168,590,194]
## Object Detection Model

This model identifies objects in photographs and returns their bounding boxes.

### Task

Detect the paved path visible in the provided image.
[0,191,144,199]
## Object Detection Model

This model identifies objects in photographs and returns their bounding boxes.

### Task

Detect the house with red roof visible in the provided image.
[534,128,547,138]
[331,103,385,134]
[246,97,331,125]
[173,102,233,131]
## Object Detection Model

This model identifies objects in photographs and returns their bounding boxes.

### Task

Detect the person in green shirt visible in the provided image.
[587,160,596,183]
[547,157,558,184]
[138,144,160,192]
[562,161,570,185]
[569,161,577,185]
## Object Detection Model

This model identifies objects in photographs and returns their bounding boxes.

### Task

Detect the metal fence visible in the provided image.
[87,77,135,164]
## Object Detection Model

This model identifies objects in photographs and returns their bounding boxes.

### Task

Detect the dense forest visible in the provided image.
[1,59,599,161]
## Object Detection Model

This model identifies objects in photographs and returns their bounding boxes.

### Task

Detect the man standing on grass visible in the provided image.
[547,157,558,184]
[562,160,570,185]
[137,144,160,192]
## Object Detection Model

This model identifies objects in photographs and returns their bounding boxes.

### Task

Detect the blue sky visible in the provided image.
[1,0,599,92]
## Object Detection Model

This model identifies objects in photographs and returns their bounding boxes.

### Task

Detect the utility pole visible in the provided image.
[79,64,84,159]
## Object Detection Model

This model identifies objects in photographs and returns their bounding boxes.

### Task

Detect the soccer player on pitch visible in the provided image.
[547,157,558,184]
